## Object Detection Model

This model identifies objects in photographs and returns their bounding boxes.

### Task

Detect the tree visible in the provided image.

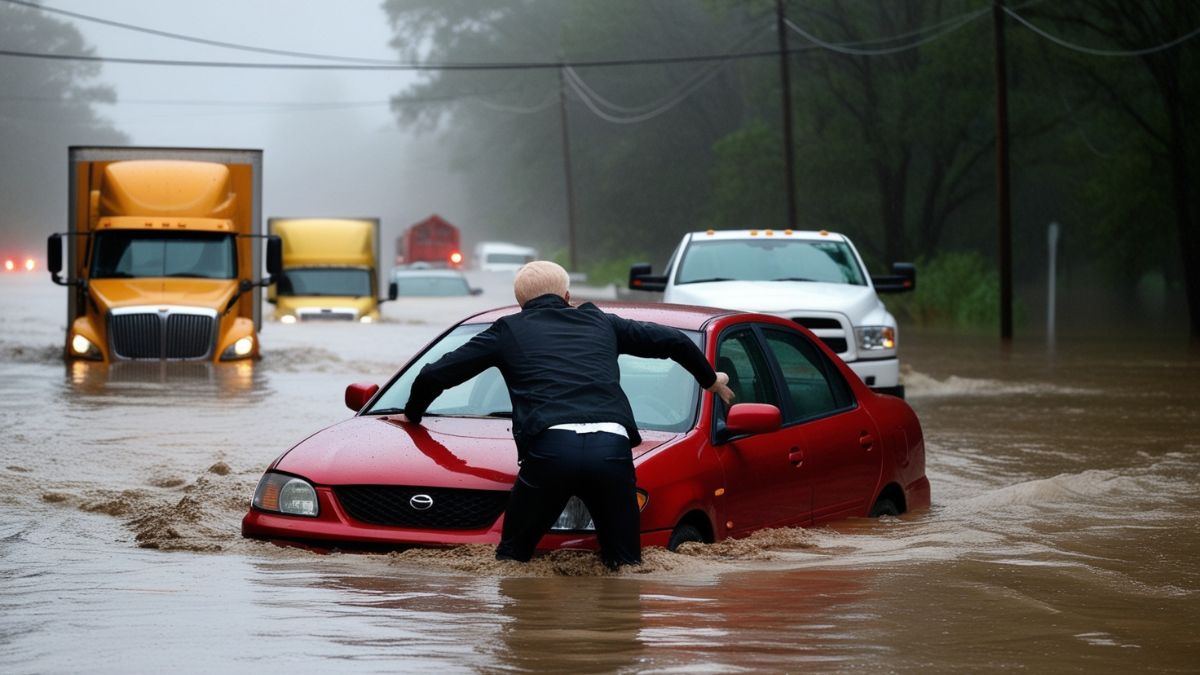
[0,2,126,252]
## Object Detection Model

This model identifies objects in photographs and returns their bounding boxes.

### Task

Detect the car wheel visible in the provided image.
[667,523,705,551]
[869,498,900,517]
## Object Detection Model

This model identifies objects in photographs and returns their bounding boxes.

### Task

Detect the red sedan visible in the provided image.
[242,303,930,551]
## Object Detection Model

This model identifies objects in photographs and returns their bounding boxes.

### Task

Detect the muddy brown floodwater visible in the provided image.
[1,273,1197,672]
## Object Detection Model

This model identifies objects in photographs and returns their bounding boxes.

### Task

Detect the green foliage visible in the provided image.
[885,252,1009,330]
[708,121,787,230]
[584,253,648,287]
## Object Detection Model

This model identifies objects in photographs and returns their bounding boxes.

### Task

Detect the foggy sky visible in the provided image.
[1,0,470,259]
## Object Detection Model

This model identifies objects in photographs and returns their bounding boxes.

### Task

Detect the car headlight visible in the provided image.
[252,472,319,517]
[280,314,297,324]
[549,490,647,532]
[854,326,896,352]
[220,336,255,360]
[69,333,103,360]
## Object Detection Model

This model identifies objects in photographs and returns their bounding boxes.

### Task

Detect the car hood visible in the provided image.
[669,280,879,315]
[274,415,682,489]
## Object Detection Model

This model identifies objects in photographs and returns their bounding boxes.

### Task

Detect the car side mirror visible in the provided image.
[345,382,379,412]
[629,263,667,292]
[871,262,916,293]
[470,287,483,296]
[725,403,782,436]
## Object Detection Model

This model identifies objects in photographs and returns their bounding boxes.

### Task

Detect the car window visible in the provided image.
[716,329,779,409]
[368,323,702,432]
[762,328,854,421]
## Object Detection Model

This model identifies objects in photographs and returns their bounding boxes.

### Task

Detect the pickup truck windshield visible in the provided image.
[677,239,867,286]
[368,324,703,433]
[90,231,236,279]
[279,268,372,297]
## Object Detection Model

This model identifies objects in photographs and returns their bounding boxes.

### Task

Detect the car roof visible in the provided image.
[463,301,739,331]
[687,228,849,243]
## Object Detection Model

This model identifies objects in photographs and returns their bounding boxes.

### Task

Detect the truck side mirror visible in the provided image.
[871,262,916,293]
[629,263,667,292]
[387,281,398,302]
[266,235,283,278]
[47,234,63,276]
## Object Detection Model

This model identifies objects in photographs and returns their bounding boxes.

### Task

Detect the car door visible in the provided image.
[760,327,882,523]
[712,326,812,534]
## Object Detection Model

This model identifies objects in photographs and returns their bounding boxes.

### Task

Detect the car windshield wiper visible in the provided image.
[771,276,818,282]
[366,408,444,417]
[483,411,513,418]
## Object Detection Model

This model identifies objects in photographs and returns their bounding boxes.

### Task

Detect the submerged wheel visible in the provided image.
[667,523,705,551]
[869,498,900,517]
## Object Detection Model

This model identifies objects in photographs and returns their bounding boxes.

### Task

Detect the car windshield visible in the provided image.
[279,268,372,297]
[367,323,703,433]
[486,253,533,265]
[90,231,236,279]
[676,239,866,286]
[393,274,471,297]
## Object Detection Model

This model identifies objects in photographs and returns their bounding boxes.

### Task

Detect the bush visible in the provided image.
[885,252,1016,329]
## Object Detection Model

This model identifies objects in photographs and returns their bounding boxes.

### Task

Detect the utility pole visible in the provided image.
[775,0,798,229]
[993,0,1013,340]
[557,65,578,272]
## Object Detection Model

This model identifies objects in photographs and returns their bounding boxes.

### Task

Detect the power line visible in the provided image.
[784,7,991,56]
[1003,6,1200,57]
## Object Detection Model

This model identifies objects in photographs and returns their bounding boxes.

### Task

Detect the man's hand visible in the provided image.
[707,371,736,406]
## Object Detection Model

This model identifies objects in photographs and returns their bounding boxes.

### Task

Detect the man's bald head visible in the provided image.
[514,260,570,306]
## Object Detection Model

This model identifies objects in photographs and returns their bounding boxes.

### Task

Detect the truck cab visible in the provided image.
[268,218,397,324]
[48,147,279,363]
[629,229,915,397]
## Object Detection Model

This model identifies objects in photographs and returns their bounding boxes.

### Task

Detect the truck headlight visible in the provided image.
[252,472,319,517]
[549,490,647,532]
[359,316,373,324]
[280,314,297,324]
[220,336,255,360]
[854,326,896,351]
[70,334,102,360]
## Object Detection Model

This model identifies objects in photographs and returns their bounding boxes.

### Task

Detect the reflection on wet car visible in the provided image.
[242,303,929,553]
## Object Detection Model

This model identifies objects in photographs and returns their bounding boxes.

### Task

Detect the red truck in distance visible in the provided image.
[396,214,462,268]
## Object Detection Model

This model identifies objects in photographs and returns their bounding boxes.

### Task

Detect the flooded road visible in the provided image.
[2,273,1197,672]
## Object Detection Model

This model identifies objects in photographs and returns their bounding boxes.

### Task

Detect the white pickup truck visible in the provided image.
[628,229,915,397]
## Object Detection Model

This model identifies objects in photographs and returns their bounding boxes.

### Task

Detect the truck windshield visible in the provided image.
[367,324,703,433]
[278,268,372,297]
[90,231,236,279]
[676,239,867,286]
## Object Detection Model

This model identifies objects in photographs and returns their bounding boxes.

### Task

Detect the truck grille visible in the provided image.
[792,316,849,355]
[297,309,356,322]
[109,310,215,360]
[334,485,509,530]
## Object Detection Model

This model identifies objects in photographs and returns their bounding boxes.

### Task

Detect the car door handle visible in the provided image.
[788,448,804,467]
[859,432,874,449]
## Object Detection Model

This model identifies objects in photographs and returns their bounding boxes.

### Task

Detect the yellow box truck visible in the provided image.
[47,146,281,363]
[268,218,396,324]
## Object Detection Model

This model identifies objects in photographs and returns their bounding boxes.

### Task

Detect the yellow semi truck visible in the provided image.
[47,146,281,363]
[267,218,396,323]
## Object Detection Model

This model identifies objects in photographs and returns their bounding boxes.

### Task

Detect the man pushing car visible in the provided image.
[402,260,735,568]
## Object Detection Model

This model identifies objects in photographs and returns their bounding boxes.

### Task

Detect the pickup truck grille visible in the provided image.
[792,316,849,355]
[334,485,509,530]
[109,310,215,360]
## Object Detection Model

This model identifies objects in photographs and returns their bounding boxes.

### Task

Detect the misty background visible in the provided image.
[1,0,1197,338]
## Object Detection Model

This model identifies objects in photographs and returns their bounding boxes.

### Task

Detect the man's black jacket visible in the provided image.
[404,293,717,448]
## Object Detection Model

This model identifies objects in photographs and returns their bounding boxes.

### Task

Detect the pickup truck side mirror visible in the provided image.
[628,263,667,292]
[871,262,916,293]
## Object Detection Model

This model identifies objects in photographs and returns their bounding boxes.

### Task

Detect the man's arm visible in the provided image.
[607,312,734,404]
[404,323,503,423]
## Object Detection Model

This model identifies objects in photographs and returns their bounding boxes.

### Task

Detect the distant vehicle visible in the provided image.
[47,146,281,363]
[391,268,481,297]
[629,229,915,397]
[396,214,462,269]
[241,303,929,552]
[473,241,538,272]
[268,218,397,324]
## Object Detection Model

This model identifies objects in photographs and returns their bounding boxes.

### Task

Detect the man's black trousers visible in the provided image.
[496,429,641,567]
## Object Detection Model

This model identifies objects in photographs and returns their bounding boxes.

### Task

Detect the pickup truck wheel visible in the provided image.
[667,523,705,551]
[869,498,900,517]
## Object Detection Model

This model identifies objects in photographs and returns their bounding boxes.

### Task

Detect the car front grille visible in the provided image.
[110,311,215,359]
[334,485,509,530]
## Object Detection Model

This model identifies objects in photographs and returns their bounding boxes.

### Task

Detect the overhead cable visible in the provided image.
[1003,6,1200,57]
[784,7,990,56]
